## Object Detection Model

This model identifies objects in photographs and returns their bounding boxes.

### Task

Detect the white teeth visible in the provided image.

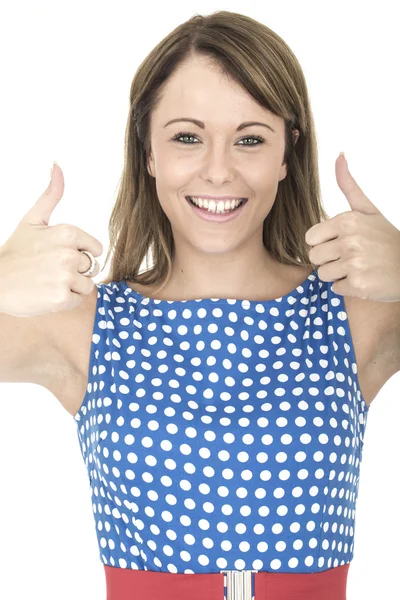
[188,196,245,213]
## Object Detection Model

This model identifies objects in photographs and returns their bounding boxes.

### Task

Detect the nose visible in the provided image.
[200,143,236,184]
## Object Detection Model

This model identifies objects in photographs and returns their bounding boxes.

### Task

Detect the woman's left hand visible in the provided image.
[305,154,400,302]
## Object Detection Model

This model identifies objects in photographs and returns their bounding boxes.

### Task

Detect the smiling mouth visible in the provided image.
[186,196,248,214]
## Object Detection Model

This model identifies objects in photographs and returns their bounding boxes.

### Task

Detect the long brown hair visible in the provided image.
[99,10,329,291]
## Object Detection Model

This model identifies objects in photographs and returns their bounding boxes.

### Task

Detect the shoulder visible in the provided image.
[57,280,128,379]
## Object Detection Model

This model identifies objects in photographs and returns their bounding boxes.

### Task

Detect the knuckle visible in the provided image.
[54,290,69,308]
[59,271,74,288]
[345,235,362,253]
[350,274,366,292]
[340,212,359,233]
[59,248,77,267]
[57,223,79,243]
[348,257,366,280]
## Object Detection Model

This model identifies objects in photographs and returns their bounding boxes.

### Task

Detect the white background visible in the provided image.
[0,1,399,598]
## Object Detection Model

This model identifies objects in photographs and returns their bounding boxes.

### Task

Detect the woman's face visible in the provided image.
[146,56,289,256]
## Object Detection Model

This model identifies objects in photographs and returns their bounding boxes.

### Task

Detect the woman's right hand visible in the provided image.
[0,163,104,317]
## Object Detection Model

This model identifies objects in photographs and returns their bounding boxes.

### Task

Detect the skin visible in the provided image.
[144,55,301,301]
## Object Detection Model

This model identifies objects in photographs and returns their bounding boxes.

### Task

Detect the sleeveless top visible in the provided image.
[73,269,370,575]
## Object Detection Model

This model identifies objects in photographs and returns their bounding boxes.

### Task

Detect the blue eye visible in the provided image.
[171,131,265,146]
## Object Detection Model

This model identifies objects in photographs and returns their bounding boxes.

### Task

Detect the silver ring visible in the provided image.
[79,249,97,277]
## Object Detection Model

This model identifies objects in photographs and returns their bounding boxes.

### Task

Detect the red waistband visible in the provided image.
[104,562,349,600]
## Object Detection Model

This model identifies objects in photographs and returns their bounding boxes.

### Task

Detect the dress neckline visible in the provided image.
[116,268,318,308]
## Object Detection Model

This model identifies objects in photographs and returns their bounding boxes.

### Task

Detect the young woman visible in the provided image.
[2,10,397,600]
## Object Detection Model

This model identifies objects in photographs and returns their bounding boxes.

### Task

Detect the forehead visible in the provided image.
[152,57,278,128]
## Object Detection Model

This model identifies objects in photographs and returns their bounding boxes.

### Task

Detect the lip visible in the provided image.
[186,196,248,223]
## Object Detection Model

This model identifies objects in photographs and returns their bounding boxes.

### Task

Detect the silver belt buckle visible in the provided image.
[220,569,258,600]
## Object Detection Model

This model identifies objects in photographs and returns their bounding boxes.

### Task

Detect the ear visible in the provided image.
[147,150,155,178]
[279,128,300,181]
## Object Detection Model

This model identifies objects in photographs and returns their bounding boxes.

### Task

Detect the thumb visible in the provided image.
[22,162,65,226]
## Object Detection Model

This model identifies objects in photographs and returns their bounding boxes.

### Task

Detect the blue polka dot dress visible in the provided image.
[74,268,369,575]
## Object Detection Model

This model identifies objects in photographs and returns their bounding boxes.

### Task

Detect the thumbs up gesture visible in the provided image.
[305,154,400,302]
[0,163,104,317]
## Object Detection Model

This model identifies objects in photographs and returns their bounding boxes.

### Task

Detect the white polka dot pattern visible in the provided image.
[74,269,369,574]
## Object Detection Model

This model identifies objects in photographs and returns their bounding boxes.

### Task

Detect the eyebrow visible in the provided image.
[163,117,276,134]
